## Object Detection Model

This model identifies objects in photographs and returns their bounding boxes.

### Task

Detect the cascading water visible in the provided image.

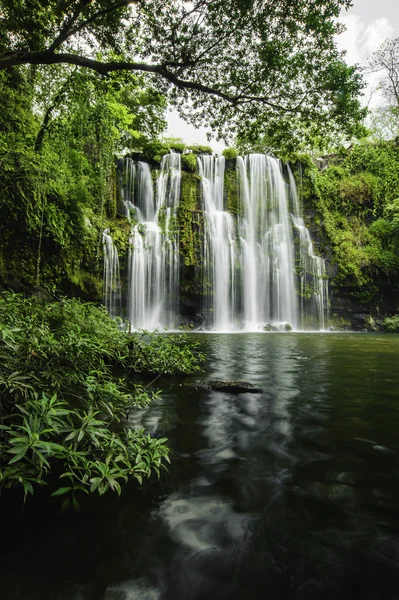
[288,167,329,329]
[102,229,121,319]
[198,155,236,331]
[123,153,181,330]
[236,154,298,330]
[104,152,327,331]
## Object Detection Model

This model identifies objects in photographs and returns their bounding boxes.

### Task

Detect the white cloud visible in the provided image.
[337,15,394,65]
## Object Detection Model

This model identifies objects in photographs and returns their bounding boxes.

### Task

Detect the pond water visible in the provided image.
[1,333,399,600]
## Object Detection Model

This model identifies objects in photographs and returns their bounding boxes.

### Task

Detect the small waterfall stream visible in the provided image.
[102,229,121,319]
[123,153,181,330]
[288,167,329,329]
[198,155,236,331]
[105,153,327,331]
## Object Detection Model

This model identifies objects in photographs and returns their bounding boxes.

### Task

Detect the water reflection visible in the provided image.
[1,334,399,599]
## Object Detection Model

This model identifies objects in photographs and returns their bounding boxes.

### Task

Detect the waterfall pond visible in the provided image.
[1,332,399,599]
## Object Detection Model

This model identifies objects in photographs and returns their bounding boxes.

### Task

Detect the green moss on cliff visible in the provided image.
[181,153,197,172]
[225,166,238,214]
[178,172,202,267]
[294,141,399,293]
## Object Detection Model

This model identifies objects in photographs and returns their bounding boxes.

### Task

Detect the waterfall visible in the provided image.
[236,155,298,330]
[196,154,326,331]
[104,152,327,331]
[102,229,121,319]
[198,156,236,330]
[124,153,181,330]
[288,167,329,329]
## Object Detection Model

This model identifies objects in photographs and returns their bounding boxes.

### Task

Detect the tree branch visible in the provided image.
[0,50,296,113]
[48,0,93,51]
[48,0,137,51]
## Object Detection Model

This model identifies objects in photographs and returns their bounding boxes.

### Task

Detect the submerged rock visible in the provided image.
[205,380,263,394]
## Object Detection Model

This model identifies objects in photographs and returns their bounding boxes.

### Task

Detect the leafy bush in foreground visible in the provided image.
[0,293,203,506]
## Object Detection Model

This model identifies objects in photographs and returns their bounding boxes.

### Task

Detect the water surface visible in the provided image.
[1,333,399,599]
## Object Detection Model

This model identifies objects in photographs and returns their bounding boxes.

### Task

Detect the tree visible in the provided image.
[367,37,399,142]
[0,0,365,149]
[370,37,399,109]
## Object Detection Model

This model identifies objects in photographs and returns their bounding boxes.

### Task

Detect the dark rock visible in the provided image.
[4,280,52,302]
[5,279,31,294]
[351,313,380,332]
[207,380,263,394]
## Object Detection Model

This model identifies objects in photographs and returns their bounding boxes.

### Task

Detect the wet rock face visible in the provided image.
[351,314,381,332]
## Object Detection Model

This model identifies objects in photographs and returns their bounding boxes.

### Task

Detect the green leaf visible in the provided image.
[51,486,72,497]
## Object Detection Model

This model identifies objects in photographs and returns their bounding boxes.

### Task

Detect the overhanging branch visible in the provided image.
[0,50,296,113]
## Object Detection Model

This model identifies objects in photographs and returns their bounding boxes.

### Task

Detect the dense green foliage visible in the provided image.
[0,65,165,292]
[296,141,399,295]
[0,293,203,505]
[382,315,399,332]
[0,0,365,151]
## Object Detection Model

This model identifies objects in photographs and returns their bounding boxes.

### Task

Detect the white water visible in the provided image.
[236,155,298,330]
[198,156,236,331]
[105,153,327,331]
[123,153,181,330]
[102,229,121,319]
[288,166,329,329]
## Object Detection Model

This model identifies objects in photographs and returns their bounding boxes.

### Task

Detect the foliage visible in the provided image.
[142,137,186,163]
[186,145,214,156]
[181,153,197,172]
[128,332,204,375]
[296,140,399,289]
[0,293,203,503]
[0,0,365,150]
[367,106,399,142]
[381,315,399,332]
[222,148,238,160]
[0,64,165,292]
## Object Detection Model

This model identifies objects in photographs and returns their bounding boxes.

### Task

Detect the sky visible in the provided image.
[165,0,399,152]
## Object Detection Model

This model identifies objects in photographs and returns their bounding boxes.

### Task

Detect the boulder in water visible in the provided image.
[207,380,263,394]
[351,314,380,332]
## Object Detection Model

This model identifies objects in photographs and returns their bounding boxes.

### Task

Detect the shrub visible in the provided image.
[181,153,197,172]
[382,315,399,332]
[0,293,203,505]
[222,148,238,160]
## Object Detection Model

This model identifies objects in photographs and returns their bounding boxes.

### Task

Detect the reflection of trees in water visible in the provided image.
[114,334,399,599]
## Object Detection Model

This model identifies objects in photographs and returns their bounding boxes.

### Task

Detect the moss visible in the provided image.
[225,167,238,214]
[107,217,131,258]
[178,172,202,267]
[294,142,399,291]
[222,147,238,160]
[327,314,351,330]
[180,171,200,211]
[181,153,197,172]
[106,164,118,219]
